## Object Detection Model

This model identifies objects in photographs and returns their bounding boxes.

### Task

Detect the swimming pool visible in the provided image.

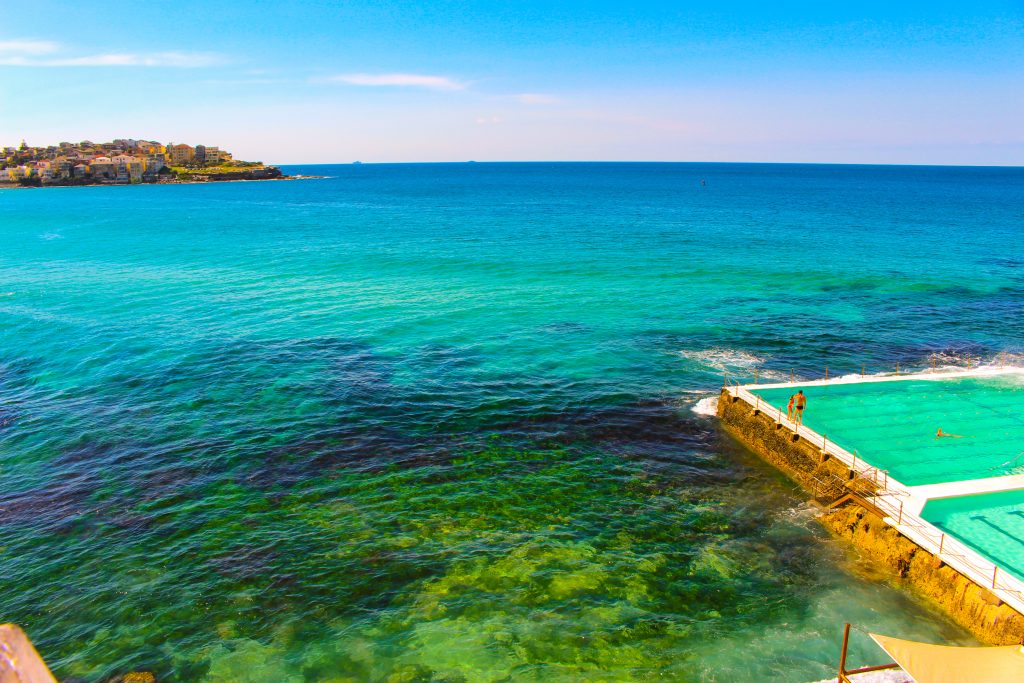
[751,374,1024,486]
[922,490,1024,582]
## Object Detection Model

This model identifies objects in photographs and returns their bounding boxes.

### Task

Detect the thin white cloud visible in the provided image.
[54,52,224,67]
[200,77,290,86]
[514,93,563,105]
[325,73,466,91]
[0,39,224,67]
[0,39,59,55]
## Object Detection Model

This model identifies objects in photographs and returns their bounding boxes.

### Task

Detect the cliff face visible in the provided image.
[193,167,284,181]
[0,166,287,187]
[716,388,1024,644]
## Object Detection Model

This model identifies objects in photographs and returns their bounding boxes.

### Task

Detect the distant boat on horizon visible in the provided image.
[353,161,362,165]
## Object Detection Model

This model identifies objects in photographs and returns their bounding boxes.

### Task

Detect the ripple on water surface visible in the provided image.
[3,162,1016,680]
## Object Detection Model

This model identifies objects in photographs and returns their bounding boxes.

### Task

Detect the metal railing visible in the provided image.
[728,385,904,494]
[865,486,1024,614]
[725,384,1024,615]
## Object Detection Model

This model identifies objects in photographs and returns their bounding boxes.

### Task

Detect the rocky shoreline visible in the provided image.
[0,170,326,189]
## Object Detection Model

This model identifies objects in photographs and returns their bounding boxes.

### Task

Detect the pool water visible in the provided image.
[752,375,1024,486]
[922,490,1024,582]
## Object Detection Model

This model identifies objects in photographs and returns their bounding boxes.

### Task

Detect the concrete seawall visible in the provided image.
[717,388,1024,644]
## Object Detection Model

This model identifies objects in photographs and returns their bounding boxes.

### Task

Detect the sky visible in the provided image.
[0,1,1022,165]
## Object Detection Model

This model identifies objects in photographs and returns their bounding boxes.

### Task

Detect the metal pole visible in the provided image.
[723,371,728,388]
[939,534,945,554]
[755,368,759,384]
[790,369,795,383]
[993,566,999,589]
[838,623,852,681]
[896,362,900,375]
[861,363,865,377]
[825,365,829,380]
[898,501,903,525]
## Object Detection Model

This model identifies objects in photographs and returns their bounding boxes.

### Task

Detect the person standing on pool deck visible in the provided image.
[794,390,807,426]
[787,393,796,421]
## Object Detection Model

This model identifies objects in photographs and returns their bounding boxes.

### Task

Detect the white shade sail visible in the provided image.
[870,633,1024,683]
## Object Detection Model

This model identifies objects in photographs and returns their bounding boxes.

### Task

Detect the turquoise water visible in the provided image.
[923,490,1024,582]
[3,162,1022,681]
[753,375,1024,486]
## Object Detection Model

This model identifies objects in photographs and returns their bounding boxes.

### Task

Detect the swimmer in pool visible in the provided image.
[936,428,964,438]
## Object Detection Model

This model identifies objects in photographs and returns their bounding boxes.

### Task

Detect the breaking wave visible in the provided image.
[678,347,792,382]
[691,396,719,417]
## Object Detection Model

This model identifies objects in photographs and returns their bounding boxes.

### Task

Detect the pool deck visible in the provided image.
[716,367,1024,643]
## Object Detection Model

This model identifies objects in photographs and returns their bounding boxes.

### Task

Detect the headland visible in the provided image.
[0,138,290,187]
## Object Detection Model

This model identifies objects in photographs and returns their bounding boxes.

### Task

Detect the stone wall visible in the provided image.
[716,389,860,501]
[717,388,1024,644]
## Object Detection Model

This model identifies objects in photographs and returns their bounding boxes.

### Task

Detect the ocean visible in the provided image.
[1,162,1022,681]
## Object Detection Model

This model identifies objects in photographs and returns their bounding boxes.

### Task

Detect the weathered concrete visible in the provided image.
[716,388,871,502]
[820,505,1024,644]
[717,388,1024,645]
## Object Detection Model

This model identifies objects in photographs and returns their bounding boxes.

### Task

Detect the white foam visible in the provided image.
[691,396,719,417]
[679,347,764,370]
[808,671,909,683]
[684,348,1024,393]
[779,501,821,525]
[678,347,791,382]
[744,365,1024,391]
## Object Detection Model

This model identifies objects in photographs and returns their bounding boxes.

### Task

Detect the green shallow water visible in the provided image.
[752,375,1024,486]
[4,162,1023,681]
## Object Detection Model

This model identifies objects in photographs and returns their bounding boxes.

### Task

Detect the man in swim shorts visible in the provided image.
[794,390,806,426]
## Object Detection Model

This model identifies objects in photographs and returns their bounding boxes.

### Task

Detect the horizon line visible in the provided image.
[271,160,1024,169]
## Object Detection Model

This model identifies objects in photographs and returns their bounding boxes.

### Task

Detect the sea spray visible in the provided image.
[692,396,719,417]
